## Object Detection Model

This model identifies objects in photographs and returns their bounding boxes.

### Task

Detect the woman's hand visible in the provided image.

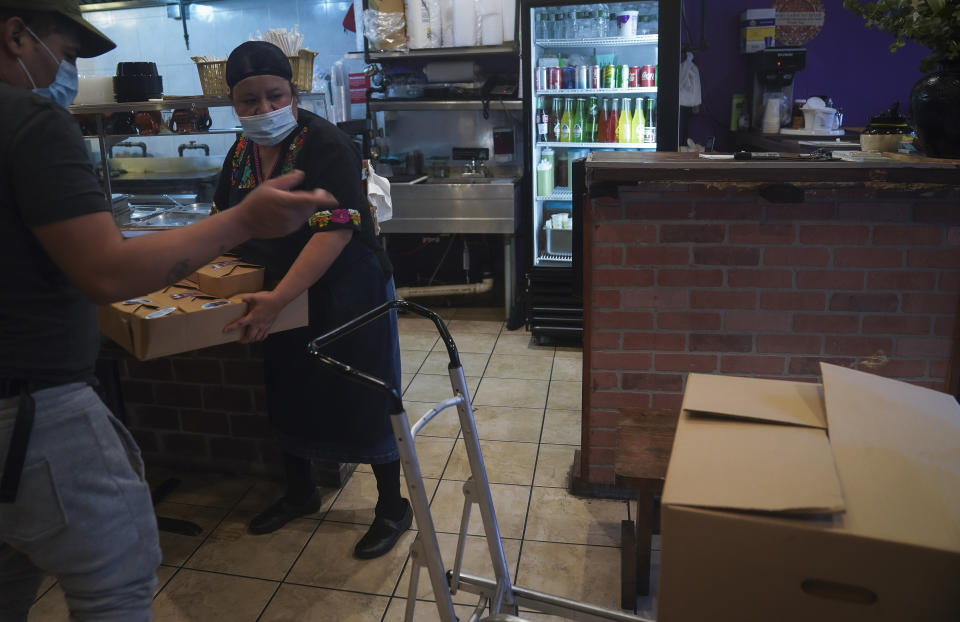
[224,290,286,343]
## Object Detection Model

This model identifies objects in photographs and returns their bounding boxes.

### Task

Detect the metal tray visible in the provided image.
[134,211,208,228]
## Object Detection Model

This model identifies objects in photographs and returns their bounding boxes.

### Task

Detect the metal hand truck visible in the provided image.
[309,300,654,622]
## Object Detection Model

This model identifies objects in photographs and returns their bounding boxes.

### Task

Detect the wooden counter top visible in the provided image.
[584,151,960,185]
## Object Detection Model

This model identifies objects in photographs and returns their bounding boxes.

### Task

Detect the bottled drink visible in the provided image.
[643,96,656,143]
[617,97,632,143]
[560,97,574,142]
[586,96,599,143]
[632,97,645,142]
[597,97,609,142]
[577,10,595,38]
[553,11,565,39]
[572,98,586,143]
[606,97,619,144]
[536,96,549,143]
[596,9,608,37]
[536,13,547,39]
[551,97,563,142]
[537,156,554,196]
[555,148,569,187]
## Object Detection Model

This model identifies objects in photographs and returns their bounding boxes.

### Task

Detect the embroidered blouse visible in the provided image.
[212,109,390,281]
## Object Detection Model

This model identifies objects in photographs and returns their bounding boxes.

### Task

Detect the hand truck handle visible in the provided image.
[307,299,461,369]
[312,353,405,415]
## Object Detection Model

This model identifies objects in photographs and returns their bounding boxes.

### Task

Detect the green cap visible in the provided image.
[0,0,116,58]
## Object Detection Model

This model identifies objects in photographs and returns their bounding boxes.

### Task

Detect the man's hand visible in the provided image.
[234,170,339,239]
[223,290,285,343]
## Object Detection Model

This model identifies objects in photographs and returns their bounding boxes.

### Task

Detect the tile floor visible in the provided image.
[28,308,660,622]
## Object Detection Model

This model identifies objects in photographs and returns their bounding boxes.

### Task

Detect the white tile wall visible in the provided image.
[78,0,359,157]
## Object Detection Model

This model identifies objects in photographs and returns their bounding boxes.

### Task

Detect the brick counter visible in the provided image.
[576,152,960,489]
[99,340,348,485]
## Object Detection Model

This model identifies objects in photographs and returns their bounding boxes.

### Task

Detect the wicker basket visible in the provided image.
[192,49,317,97]
[191,57,229,96]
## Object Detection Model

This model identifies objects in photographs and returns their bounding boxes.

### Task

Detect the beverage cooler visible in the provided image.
[521,0,679,340]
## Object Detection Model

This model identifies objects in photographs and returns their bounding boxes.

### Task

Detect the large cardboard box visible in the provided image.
[99,283,307,360]
[658,364,960,622]
[191,256,264,299]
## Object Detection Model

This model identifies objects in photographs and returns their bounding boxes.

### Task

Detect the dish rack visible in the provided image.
[192,49,318,96]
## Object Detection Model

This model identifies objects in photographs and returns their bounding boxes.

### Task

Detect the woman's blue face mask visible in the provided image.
[17,26,79,109]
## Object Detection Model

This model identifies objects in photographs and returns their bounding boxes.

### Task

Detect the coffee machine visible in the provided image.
[750,47,806,131]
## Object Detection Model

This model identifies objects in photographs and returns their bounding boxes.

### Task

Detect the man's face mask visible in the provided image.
[17,26,79,108]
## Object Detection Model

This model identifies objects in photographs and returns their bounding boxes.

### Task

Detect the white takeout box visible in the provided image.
[658,363,960,622]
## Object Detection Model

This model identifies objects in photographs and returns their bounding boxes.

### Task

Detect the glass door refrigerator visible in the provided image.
[521,0,679,341]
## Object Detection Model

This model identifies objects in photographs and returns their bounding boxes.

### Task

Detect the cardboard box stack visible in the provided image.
[99,256,308,360]
[658,363,960,621]
[740,8,776,53]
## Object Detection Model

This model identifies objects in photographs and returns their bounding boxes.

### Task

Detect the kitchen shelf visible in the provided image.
[538,141,656,149]
[368,44,517,60]
[82,128,242,139]
[537,87,657,96]
[537,188,573,201]
[368,99,523,112]
[535,35,658,48]
[69,92,326,114]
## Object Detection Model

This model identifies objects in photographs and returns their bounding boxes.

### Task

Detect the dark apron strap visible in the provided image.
[0,388,36,504]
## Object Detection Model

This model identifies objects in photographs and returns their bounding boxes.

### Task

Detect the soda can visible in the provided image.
[536,67,548,91]
[601,65,616,89]
[548,67,562,90]
[640,64,656,87]
[589,65,601,89]
[575,65,588,90]
[561,66,575,89]
[617,64,630,89]
[628,66,640,88]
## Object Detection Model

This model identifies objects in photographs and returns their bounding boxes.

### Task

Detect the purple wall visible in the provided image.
[679,0,929,149]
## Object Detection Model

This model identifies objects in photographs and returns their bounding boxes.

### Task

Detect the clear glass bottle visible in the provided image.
[596,9,608,38]
[553,11,566,40]
[535,13,548,39]
[564,9,578,39]
[576,10,595,38]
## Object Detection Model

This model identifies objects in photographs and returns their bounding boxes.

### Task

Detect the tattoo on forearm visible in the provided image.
[165,260,191,285]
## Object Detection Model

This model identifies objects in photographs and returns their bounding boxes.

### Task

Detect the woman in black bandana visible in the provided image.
[214,41,409,559]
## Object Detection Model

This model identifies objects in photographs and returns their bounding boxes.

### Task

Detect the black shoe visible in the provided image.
[354,499,413,559]
[248,488,324,535]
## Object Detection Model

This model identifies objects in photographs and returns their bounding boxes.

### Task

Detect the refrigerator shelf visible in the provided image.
[537,141,657,149]
[537,251,573,265]
[537,188,573,201]
[535,35,658,48]
[536,87,657,96]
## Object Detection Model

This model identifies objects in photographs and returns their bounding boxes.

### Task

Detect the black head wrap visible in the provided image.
[225,41,292,88]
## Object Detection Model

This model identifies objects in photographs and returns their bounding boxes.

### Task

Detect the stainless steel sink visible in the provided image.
[383,178,518,234]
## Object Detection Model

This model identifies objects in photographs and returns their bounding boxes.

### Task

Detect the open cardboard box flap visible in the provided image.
[681,372,827,429]
[663,372,845,514]
[821,363,960,554]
